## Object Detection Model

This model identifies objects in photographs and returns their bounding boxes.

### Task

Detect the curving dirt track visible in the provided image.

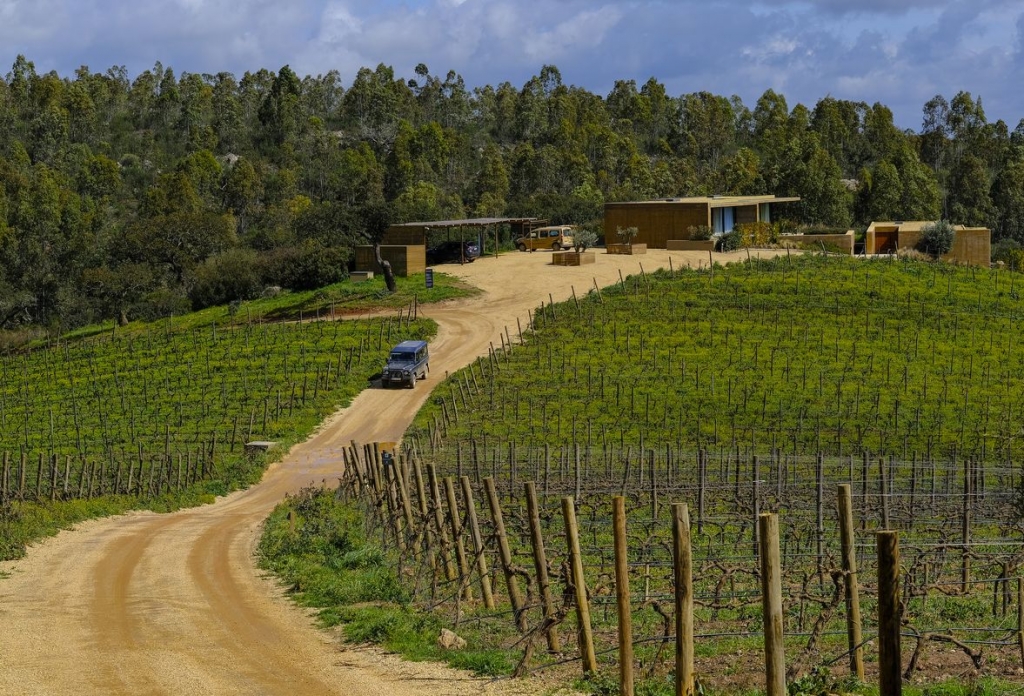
[0,249,781,696]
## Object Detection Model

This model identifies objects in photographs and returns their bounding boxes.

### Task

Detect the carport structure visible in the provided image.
[383,217,543,264]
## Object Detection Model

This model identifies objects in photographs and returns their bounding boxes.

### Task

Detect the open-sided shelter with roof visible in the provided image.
[354,216,542,276]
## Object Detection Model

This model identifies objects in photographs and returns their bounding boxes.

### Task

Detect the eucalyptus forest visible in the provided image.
[2,55,1023,333]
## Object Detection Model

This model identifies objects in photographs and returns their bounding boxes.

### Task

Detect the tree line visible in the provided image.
[2,55,1023,331]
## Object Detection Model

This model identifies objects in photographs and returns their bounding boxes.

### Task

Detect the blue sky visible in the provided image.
[1,0,1022,131]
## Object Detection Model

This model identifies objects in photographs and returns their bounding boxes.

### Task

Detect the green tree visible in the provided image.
[258,65,301,150]
[947,153,993,226]
[992,155,1024,243]
[918,220,956,258]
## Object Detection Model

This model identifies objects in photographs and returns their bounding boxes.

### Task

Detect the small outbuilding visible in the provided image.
[865,221,990,266]
[354,216,542,276]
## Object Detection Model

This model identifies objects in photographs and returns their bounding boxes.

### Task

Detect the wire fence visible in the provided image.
[338,438,1024,693]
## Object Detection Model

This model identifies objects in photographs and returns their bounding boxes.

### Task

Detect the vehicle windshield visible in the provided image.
[389,351,415,362]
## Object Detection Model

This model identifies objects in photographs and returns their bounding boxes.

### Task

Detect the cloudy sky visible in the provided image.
[1,0,1022,131]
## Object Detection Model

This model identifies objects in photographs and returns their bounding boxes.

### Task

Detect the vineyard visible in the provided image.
[0,306,433,559]
[314,256,1024,694]
[412,254,1024,462]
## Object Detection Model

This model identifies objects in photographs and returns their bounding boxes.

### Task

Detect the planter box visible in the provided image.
[667,239,715,252]
[606,243,647,255]
[780,231,855,255]
[552,251,596,266]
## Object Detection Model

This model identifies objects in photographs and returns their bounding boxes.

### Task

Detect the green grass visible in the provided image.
[257,487,517,678]
[54,271,475,345]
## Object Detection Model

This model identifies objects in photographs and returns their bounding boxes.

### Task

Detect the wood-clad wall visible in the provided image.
[354,245,426,276]
[604,203,709,249]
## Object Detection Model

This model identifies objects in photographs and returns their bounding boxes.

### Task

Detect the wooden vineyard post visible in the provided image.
[613,496,634,696]
[427,463,457,582]
[815,453,825,585]
[877,530,902,696]
[758,513,785,696]
[562,495,597,675]
[444,477,472,601]
[461,476,494,609]
[525,481,560,652]
[413,456,429,517]
[19,451,26,500]
[396,459,417,542]
[697,450,706,535]
[1,451,8,500]
[838,485,865,680]
[35,452,43,499]
[673,503,694,696]
[962,458,972,592]
[383,463,405,552]
[484,476,526,630]
[1017,578,1024,670]
[879,458,891,529]
[752,455,761,558]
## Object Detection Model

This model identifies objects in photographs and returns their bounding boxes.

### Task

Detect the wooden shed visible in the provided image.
[354,245,426,277]
[604,195,800,248]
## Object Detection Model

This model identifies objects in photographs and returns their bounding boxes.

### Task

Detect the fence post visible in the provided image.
[838,484,865,680]
[962,459,972,592]
[815,452,825,585]
[673,503,694,696]
[877,530,902,696]
[427,463,456,582]
[697,450,706,534]
[383,462,406,552]
[396,457,417,539]
[444,477,472,601]
[879,458,890,529]
[758,513,786,696]
[526,481,560,652]
[613,496,634,696]
[1017,578,1024,670]
[563,495,597,675]
[461,476,495,609]
[484,476,526,630]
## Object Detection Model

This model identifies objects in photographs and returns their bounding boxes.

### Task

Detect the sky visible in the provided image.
[1,0,1023,132]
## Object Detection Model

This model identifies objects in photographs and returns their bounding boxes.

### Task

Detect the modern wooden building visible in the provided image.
[865,221,990,266]
[604,195,800,248]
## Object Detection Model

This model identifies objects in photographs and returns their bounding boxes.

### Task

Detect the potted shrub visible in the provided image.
[607,226,645,254]
[667,224,715,251]
[553,227,598,266]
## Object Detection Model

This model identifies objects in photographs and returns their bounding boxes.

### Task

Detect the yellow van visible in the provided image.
[515,225,575,251]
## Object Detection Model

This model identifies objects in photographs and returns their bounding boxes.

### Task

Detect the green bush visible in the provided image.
[917,220,956,259]
[798,225,848,236]
[573,227,599,252]
[992,238,1024,271]
[717,229,741,251]
[262,242,350,291]
[134,287,192,321]
[687,224,713,241]
[189,248,263,309]
[615,226,639,245]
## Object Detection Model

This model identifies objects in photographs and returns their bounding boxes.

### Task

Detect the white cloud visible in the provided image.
[0,0,1022,128]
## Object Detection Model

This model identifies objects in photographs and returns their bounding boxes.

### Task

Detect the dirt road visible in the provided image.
[0,249,777,695]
